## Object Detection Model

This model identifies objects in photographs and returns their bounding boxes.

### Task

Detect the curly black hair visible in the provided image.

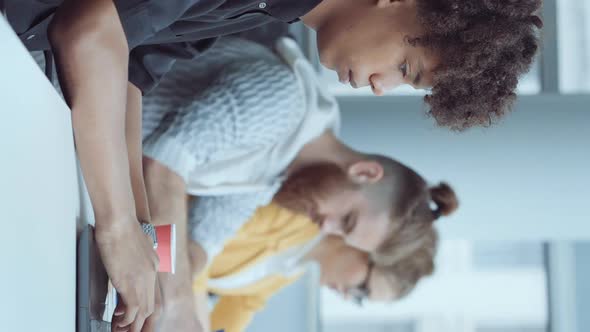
[414,0,543,130]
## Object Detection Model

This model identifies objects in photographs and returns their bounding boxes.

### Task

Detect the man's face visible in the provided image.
[275,163,392,251]
[315,0,439,95]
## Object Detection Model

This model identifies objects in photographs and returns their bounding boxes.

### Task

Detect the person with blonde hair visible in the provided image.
[181,202,440,332]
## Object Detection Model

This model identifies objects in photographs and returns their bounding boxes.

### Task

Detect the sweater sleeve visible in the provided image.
[210,276,300,332]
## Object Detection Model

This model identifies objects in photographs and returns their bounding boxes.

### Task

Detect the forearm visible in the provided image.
[49,0,134,226]
[126,83,151,223]
[143,157,193,296]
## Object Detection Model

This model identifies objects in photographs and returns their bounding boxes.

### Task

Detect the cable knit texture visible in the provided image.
[142,57,305,188]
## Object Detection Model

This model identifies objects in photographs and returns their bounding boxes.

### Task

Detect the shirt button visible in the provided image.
[26,34,35,40]
[258,2,267,9]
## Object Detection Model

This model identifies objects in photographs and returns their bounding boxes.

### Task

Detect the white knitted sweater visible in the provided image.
[141,37,340,260]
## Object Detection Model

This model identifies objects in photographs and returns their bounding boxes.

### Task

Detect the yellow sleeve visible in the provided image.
[210,276,299,332]
[193,263,212,292]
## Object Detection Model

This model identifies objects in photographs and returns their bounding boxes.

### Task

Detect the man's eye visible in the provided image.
[399,61,408,77]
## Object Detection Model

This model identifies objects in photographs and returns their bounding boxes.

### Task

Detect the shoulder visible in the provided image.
[222,59,305,147]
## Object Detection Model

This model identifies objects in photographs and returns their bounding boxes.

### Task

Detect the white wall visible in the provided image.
[338,95,590,241]
[574,243,590,332]
[321,240,548,332]
[321,267,547,323]
[0,17,78,332]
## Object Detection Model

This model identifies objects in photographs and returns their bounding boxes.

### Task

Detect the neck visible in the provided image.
[302,0,345,30]
[287,131,364,175]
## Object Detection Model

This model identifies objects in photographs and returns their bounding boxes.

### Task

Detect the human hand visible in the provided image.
[95,216,159,332]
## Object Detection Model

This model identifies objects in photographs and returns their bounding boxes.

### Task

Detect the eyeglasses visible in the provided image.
[348,262,374,307]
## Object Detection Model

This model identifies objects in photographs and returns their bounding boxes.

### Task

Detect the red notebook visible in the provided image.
[154,224,176,274]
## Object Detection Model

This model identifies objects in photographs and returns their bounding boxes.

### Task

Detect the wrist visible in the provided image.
[94,212,138,235]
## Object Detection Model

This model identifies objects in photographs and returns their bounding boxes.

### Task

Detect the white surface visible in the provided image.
[548,242,578,332]
[322,266,547,320]
[322,240,548,331]
[321,269,547,328]
[557,0,590,93]
[0,16,78,332]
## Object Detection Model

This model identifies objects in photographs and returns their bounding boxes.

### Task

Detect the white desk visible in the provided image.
[0,16,78,332]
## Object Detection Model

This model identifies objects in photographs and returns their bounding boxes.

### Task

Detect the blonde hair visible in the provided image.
[371,182,458,300]
[371,228,438,300]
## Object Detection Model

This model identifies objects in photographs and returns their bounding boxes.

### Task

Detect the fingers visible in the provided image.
[133,278,157,332]
[113,302,153,332]
[130,288,158,332]
[141,276,163,332]
[140,303,162,332]
[140,309,161,332]
[111,301,138,332]
[119,305,139,328]
[111,302,127,332]
[113,277,159,332]
[129,311,149,332]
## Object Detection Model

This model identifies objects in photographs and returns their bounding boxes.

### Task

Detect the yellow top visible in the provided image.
[193,202,319,332]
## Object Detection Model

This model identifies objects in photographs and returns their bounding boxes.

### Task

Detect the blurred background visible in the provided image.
[245,1,590,332]
[1,0,588,331]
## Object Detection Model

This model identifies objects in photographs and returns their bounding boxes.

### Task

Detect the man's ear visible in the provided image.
[347,160,384,184]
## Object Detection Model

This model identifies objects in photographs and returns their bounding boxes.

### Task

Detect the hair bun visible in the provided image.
[429,182,459,217]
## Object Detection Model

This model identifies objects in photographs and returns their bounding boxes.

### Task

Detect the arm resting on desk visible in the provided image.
[48,1,159,331]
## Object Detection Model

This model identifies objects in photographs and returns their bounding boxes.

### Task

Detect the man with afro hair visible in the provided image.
[306,0,543,130]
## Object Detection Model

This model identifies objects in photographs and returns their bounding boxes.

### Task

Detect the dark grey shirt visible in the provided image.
[6,0,321,93]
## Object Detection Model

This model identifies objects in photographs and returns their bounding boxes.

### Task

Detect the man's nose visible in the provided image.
[370,73,404,96]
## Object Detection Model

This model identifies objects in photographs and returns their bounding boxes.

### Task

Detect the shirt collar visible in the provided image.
[267,0,323,23]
